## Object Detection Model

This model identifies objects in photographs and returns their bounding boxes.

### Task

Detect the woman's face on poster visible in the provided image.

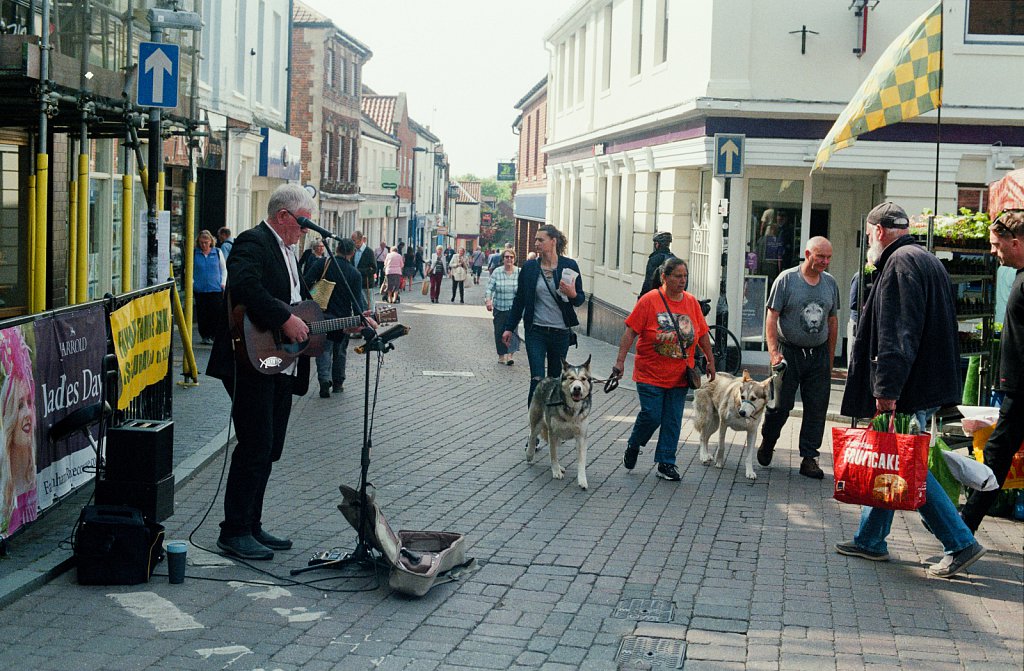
[11,377,34,455]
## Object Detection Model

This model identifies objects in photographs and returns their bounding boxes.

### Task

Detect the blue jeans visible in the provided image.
[525,324,570,406]
[627,383,687,466]
[315,336,350,386]
[853,408,975,556]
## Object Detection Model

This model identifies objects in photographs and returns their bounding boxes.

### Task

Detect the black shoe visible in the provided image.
[835,541,889,562]
[622,443,640,470]
[928,541,987,578]
[332,383,344,394]
[217,534,274,560]
[756,442,774,466]
[800,457,824,479]
[252,528,293,551]
[656,463,681,481]
[319,380,331,398]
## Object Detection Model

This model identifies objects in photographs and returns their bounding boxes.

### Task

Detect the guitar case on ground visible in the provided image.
[338,485,470,597]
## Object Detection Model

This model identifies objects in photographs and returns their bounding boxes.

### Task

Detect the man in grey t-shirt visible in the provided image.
[757,236,839,479]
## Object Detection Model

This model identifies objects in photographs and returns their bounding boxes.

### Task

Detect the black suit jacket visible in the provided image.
[354,243,377,288]
[207,221,310,394]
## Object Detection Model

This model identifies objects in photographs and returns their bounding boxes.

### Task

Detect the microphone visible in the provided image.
[295,216,342,241]
[355,325,410,354]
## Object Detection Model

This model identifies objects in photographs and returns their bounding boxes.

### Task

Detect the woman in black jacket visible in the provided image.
[502,224,585,406]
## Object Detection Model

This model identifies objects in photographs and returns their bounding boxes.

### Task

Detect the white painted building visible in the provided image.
[196,0,299,233]
[410,119,447,250]
[358,115,400,246]
[543,0,1024,357]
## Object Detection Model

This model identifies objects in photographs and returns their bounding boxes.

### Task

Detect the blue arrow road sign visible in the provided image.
[137,42,179,108]
[714,134,745,178]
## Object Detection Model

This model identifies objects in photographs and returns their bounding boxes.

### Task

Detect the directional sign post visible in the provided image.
[137,42,180,109]
[713,133,745,178]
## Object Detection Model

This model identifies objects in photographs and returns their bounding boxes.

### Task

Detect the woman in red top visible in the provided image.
[612,258,714,481]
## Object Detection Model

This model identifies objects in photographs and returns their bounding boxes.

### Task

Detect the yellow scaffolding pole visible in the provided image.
[122,174,133,291]
[33,153,48,312]
[76,152,89,304]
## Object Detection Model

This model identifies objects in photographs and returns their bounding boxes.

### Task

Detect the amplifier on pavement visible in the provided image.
[104,419,173,482]
[95,473,174,523]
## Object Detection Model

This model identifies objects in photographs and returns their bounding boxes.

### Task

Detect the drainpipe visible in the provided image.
[34,0,51,312]
[27,137,36,305]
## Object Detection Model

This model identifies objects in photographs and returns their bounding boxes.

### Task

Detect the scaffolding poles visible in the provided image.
[122,134,134,290]
[33,0,51,313]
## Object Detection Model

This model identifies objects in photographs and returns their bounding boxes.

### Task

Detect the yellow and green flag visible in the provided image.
[813,2,942,171]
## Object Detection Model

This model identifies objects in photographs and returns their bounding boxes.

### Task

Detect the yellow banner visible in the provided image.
[109,289,172,409]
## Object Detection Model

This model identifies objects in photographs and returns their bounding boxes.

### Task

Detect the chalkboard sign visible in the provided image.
[742,275,768,343]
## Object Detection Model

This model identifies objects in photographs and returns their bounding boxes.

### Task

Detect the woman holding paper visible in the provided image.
[502,224,586,406]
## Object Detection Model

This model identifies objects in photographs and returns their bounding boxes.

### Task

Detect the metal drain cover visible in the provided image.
[616,636,685,669]
[612,598,674,622]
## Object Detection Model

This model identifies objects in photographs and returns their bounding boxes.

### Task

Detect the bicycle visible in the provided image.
[695,299,743,376]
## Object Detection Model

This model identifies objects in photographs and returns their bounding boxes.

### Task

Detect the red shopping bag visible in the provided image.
[831,425,929,510]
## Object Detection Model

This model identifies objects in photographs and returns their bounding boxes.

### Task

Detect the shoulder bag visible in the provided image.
[309,258,336,310]
[656,289,701,389]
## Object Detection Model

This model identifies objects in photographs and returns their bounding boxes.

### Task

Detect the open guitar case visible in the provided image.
[338,485,470,597]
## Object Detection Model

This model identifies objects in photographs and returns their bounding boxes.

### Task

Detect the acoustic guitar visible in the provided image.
[231,300,397,374]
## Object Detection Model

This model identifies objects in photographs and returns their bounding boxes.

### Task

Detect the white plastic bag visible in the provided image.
[941,450,999,491]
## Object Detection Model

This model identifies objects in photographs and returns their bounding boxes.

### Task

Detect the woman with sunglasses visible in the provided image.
[485,248,521,365]
[502,224,586,406]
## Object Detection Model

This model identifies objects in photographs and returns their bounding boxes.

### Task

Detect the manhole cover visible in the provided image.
[616,636,685,669]
[612,598,674,622]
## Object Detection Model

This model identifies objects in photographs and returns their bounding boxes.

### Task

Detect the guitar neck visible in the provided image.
[309,315,362,334]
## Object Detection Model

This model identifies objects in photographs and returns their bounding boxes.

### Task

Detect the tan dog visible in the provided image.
[693,370,773,480]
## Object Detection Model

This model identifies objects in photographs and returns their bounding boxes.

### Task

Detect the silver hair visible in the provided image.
[267,183,314,219]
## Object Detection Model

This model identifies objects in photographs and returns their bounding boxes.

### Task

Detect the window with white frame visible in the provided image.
[576,26,586,104]
[341,54,349,92]
[566,34,576,109]
[256,1,265,103]
[200,0,214,84]
[966,0,1024,43]
[655,0,668,65]
[272,12,282,106]
[338,135,346,184]
[326,49,335,89]
[323,133,331,181]
[631,0,644,77]
[234,1,247,91]
[602,4,613,90]
[609,174,622,269]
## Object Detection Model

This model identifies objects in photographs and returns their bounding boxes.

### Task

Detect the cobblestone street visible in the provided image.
[1,279,1021,671]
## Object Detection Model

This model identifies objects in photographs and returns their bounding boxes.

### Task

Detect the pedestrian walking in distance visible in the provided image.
[449,248,470,303]
[425,245,448,303]
[485,248,521,365]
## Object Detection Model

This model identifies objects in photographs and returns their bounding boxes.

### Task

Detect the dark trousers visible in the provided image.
[960,392,1024,530]
[220,371,294,538]
[451,279,465,302]
[525,324,570,406]
[493,309,510,356]
[760,342,831,459]
[195,291,223,339]
[429,271,443,300]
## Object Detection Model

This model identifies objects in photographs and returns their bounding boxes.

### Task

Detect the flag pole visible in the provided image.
[929,0,945,250]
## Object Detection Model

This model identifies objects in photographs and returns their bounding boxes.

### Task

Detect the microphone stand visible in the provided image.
[291,244,394,576]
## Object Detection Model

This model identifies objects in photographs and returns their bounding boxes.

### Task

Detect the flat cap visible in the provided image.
[866,202,909,228]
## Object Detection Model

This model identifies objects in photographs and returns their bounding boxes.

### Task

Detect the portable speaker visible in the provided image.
[95,473,174,523]
[104,419,174,482]
[75,505,164,586]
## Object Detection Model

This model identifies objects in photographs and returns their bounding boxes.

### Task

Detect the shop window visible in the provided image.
[0,145,26,317]
[748,178,804,289]
[966,0,1024,43]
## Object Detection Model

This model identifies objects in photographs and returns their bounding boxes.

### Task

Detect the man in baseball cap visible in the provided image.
[865,202,910,229]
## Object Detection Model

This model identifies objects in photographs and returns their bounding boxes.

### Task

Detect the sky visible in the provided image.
[301,0,575,179]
